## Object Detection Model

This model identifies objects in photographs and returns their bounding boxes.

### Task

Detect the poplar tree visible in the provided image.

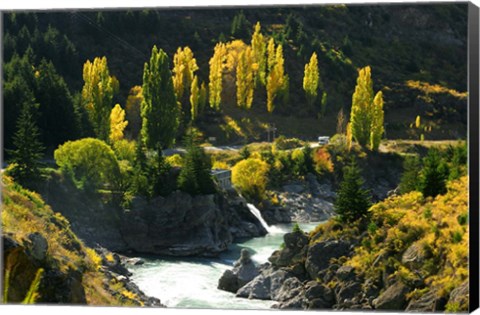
[125,86,143,140]
[208,43,227,111]
[303,52,319,106]
[236,46,254,109]
[190,75,200,121]
[370,91,384,151]
[141,46,179,153]
[199,82,208,115]
[267,38,276,73]
[81,56,118,141]
[110,104,128,143]
[350,66,374,147]
[251,22,267,86]
[266,43,286,113]
[349,66,385,151]
[172,46,199,119]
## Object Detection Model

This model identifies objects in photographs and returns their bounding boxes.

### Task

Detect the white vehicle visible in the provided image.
[318,136,330,145]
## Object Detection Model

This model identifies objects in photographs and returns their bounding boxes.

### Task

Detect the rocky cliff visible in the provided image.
[34,173,267,257]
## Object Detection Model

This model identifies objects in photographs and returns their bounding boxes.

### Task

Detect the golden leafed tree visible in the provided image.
[125,85,143,139]
[208,43,227,111]
[349,66,384,150]
[251,22,267,86]
[303,52,320,106]
[81,56,118,141]
[236,46,255,109]
[190,75,200,121]
[266,43,287,113]
[110,104,128,143]
[172,46,199,119]
[370,91,384,151]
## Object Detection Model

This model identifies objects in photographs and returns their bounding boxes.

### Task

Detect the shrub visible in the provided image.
[273,135,304,151]
[313,147,334,174]
[232,157,269,200]
[54,138,120,191]
[166,154,184,167]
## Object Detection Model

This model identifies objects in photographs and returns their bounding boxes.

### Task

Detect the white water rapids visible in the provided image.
[129,207,321,309]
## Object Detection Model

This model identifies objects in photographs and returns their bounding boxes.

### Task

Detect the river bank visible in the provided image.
[128,222,320,309]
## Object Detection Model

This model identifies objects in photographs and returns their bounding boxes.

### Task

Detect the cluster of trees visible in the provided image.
[399,144,467,198]
[333,142,467,224]
[230,141,334,201]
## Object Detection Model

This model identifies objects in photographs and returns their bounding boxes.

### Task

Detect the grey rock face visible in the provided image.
[305,239,351,279]
[27,232,48,261]
[373,281,411,310]
[218,249,260,293]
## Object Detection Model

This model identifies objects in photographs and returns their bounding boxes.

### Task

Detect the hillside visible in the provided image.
[1,175,162,306]
[220,176,469,311]
[3,3,468,153]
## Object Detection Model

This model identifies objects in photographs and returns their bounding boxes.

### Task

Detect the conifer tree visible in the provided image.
[236,46,254,109]
[418,148,448,198]
[399,155,421,194]
[110,104,128,143]
[303,52,319,106]
[8,101,44,183]
[370,91,384,151]
[251,22,267,86]
[208,43,227,111]
[172,46,199,120]
[334,158,371,223]
[177,129,216,195]
[81,56,118,141]
[190,75,200,121]
[141,46,179,153]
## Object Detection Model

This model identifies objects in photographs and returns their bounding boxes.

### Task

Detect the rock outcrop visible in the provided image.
[218,249,259,293]
[38,174,266,257]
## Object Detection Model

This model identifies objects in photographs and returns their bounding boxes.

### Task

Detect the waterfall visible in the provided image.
[246,203,282,234]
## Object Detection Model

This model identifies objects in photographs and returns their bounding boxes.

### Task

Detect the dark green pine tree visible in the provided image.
[177,130,216,195]
[398,155,421,194]
[334,158,371,223]
[7,101,44,184]
[418,148,449,198]
[141,46,179,155]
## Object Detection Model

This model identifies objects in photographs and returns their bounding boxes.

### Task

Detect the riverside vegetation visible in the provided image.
[1,3,469,312]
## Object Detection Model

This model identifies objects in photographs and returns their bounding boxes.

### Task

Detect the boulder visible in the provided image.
[274,277,304,302]
[336,265,356,281]
[218,249,259,293]
[373,281,411,310]
[236,269,294,301]
[269,231,308,267]
[236,274,271,300]
[305,239,351,279]
[304,281,335,309]
[406,289,446,312]
[446,281,469,312]
[401,243,425,269]
[27,232,48,261]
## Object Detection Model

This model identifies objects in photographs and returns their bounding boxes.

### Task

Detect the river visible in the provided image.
[129,221,321,310]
